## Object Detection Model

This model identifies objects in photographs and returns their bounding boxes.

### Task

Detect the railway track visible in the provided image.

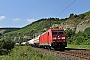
[61,48,90,60]
[32,47,90,60]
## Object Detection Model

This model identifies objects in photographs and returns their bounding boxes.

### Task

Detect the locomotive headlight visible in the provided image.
[53,37,56,40]
[62,37,65,39]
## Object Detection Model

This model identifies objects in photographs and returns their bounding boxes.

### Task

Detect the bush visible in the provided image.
[65,27,90,45]
[65,28,75,44]
[74,36,84,45]
[0,36,15,55]
[2,36,15,50]
[0,49,8,55]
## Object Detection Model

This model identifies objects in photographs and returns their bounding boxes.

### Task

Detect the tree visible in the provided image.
[2,36,15,50]
[69,13,74,18]
[65,28,75,44]
[79,14,85,19]
[65,28,75,37]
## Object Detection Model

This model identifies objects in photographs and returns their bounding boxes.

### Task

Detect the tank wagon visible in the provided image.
[27,35,40,47]
[39,28,67,50]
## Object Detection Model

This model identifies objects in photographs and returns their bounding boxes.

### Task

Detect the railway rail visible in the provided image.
[32,47,90,60]
[61,48,90,60]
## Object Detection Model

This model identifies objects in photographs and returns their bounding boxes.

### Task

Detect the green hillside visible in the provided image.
[3,11,90,45]
[5,18,63,37]
[5,11,90,35]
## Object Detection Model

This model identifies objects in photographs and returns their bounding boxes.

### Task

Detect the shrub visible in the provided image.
[65,28,75,44]
[2,36,15,50]
[74,36,84,45]
[0,36,15,55]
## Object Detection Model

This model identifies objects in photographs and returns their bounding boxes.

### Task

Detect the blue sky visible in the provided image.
[0,0,90,28]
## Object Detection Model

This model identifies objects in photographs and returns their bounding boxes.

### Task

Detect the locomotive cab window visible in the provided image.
[52,30,64,35]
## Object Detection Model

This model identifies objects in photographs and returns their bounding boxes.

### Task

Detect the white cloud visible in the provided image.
[27,18,36,23]
[13,18,21,21]
[0,16,6,21]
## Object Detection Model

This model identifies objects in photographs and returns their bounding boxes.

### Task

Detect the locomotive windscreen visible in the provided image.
[52,30,64,35]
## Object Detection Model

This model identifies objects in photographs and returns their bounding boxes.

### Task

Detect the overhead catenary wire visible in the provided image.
[56,0,76,17]
[53,0,68,16]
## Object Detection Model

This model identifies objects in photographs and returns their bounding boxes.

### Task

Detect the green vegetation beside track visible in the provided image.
[67,44,90,49]
[0,46,59,60]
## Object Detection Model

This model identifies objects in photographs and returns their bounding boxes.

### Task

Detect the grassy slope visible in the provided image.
[67,44,90,49]
[0,46,59,60]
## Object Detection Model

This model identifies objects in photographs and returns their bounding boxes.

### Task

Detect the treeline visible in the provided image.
[0,36,15,55]
[0,28,21,34]
[66,27,90,45]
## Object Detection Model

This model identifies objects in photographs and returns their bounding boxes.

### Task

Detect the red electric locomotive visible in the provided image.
[39,28,67,50]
